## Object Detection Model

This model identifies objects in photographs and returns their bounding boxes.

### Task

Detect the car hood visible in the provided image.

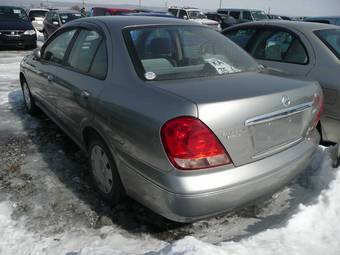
[0,19,34,30]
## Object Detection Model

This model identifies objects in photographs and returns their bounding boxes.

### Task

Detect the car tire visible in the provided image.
[88,135,125,205]
[22,80,39,115]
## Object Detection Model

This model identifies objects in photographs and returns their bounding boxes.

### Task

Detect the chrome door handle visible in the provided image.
[80,90,91,99]
[47,75,54,82]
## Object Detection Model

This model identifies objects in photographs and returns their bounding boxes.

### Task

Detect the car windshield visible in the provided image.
[187,11,206,19]
[126,26,259,81]
[0,6,29,21]
[59,13,82,24]
[315,29,340,59]
[251,11,268,20]
[29,10,48,18]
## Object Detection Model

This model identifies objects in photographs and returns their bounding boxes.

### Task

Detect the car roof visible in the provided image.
[29,8,49,12]
[69,16,197,28]
[52,9,80,14]
[305,16,340,20]
[227,20,340,32]
[218,8,263,12]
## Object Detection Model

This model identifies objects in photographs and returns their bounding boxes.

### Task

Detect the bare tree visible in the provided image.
[71,5,81,11]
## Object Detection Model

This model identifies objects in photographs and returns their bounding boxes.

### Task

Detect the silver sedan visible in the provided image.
[20,17,322,222]
[224,21,340,144]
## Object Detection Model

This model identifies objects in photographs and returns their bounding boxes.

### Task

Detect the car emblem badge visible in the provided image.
[282,95,291,107]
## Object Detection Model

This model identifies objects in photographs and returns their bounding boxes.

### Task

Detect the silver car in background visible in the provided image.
[20,17,322,222]
[28,8,49,32]
[224,21,340,145]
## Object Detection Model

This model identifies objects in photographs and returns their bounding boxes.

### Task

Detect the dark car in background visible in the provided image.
[205,12,237,29]
[305,16,340,26]
[43,10,82,39]
[0,6,37,49]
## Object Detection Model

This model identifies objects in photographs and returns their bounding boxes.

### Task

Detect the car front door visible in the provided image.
[52,26,109,140]
[28,28,78,115]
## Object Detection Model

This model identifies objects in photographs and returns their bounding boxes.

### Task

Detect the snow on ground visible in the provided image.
[0,50,339,255]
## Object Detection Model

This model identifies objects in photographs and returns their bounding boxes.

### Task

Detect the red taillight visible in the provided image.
[161,116,232,170]
[312,94,323,128]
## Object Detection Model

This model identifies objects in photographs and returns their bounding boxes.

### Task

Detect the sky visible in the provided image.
[57,0,340,16]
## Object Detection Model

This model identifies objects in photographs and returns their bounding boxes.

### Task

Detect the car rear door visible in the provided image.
[226,26,315,76]
[52,25,109,140]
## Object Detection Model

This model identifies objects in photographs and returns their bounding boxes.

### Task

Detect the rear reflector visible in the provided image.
[161,117,232,170]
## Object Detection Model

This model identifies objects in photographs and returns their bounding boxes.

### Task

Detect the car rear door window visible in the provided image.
[229,11,240,19]
[67,29,103,73]
[225,29,257,49]
[253,30,308,64]
[243,11,252,20]
[89,41,108,79]
[42,29,77,64]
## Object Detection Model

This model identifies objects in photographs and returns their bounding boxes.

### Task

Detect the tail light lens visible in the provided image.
[161,116,232,170]
[312,94,323,128]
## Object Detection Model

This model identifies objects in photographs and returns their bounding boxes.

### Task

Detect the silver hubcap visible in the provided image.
[90,145,113,194]
[23,82,31,110]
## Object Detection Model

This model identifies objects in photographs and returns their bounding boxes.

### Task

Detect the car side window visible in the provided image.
[45,12,51,22]
[229,11,240,19]
[225,29,257,49]
[179,10,187,19]
[89,41,108,79]
[168,9,178,16]
[42,29,77,64]
[253,30,308,64]
[243,11,252,20]
[52,12,59,23]
[67,29,103,73]
[336,19,340,26]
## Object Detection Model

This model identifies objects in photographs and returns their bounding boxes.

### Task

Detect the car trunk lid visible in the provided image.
[156,72,320,166]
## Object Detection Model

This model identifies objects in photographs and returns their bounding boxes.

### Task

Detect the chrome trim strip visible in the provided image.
[251,138,303,159]
[245,102,313,126]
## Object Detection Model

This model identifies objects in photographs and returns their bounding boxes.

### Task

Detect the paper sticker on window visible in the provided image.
[205,58,241,74]
[13,9,21,14]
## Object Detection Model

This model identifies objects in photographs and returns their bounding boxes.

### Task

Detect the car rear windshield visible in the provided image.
[59,13,82,24]
[0,6,29,21]
[29,10,48,18]
[125,25,259,81]
[315,29,340,59]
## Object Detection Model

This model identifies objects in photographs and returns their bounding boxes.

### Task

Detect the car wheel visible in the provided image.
[22,80,38,115]
[88,136,125,205]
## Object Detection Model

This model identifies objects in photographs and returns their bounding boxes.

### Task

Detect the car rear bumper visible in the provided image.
[0,35,37,49]
[119,129,319,222]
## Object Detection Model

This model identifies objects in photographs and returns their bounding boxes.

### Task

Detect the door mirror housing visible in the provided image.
[33,48,41,60]
[52,20,59,26]
[183,15,188,20]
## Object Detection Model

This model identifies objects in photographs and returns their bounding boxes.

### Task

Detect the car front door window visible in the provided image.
[42,29,77,64]
[67,29,103,74]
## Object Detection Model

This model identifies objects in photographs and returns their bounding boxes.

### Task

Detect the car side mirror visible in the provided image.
[33,48,41,60]
[183,15,188,20]
[52,20,59,26]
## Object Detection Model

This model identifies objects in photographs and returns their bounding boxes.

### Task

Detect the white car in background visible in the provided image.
[28,8,49,32]
[168,6,220,31]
